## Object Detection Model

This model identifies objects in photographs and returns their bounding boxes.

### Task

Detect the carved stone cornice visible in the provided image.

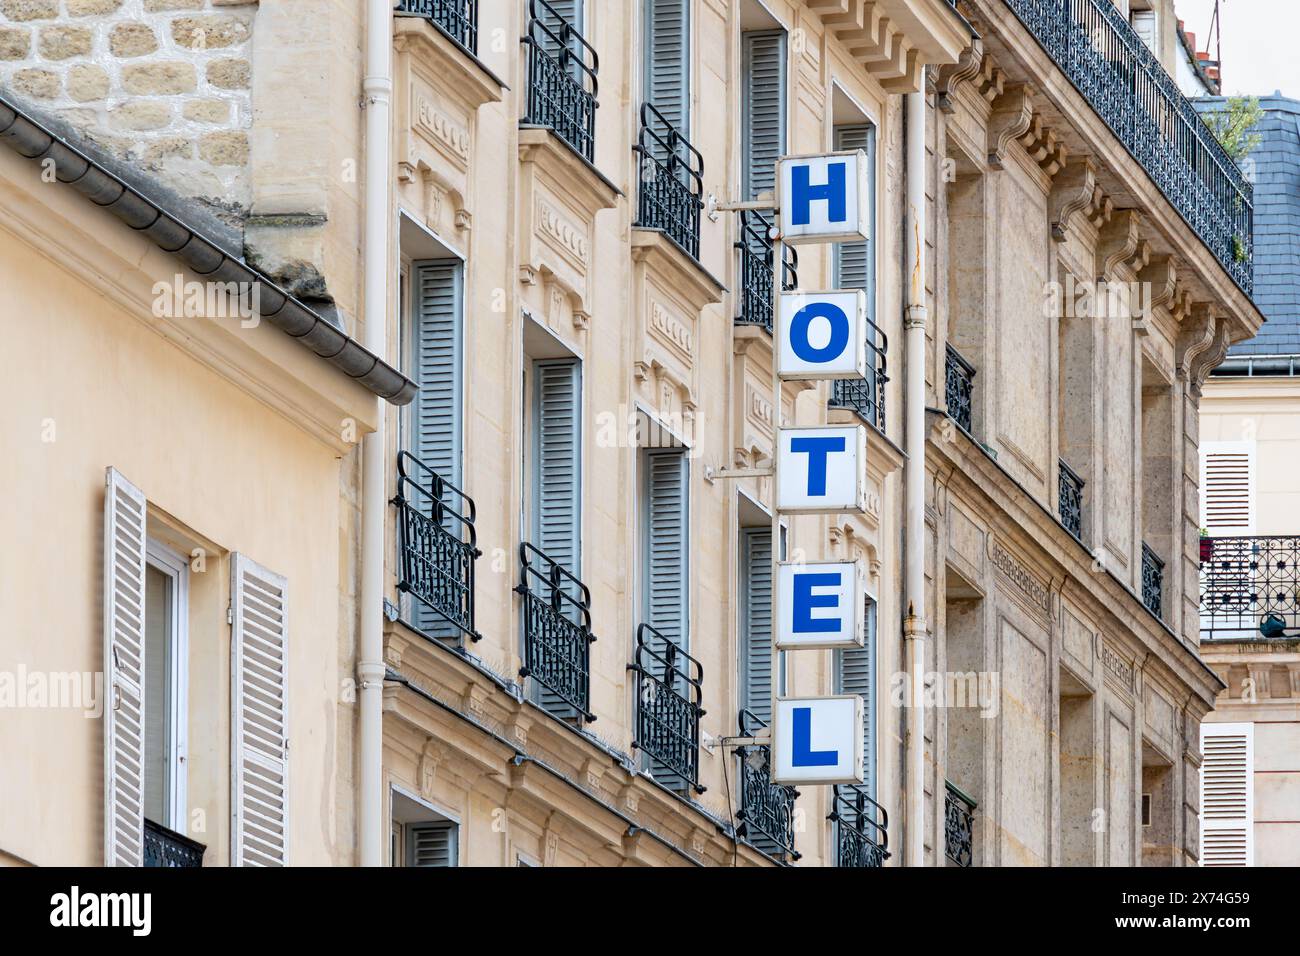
[1017,112,1067,178]
[1140,256,1179,313]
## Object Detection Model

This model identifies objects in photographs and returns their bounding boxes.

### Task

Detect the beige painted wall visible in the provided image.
[0,220,358,866]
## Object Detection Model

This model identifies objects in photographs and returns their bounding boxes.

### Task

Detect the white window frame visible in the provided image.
[145,538,189,831]
[389,785,461,868]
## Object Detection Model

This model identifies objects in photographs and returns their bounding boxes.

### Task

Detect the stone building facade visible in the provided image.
[0,0,1267,868]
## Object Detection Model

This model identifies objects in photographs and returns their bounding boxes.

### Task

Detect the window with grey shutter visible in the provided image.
[537,0,582,61]
[835,597,877,797]
[406,821,458,867]
[739,526,788,727]
[644,0,690,137]
[832,124,875,299]
[741,30,786,201]
[408,260,464,637]
[532,358,582,579]
[528,357,584,719]
[642,447,689,655]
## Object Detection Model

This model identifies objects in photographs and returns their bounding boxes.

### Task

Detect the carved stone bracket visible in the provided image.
[987,83,1034,170]
[1049,158,1098,241]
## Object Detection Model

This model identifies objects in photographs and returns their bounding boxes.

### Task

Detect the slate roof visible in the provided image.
[1197,95,1300,359]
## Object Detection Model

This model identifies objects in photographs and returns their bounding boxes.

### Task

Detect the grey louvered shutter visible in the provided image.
[742,31,786,201]
[533,359,582,578]
[538,0,582,61]
[231,553,289,867]
[410,261,464,636]
[531,358,583,719]
[833,124,874,297]
[407,821,457,867]
[643,448,689,655]
[739,529,773,726]
[104,467,147,867]
[835,597,877,797]
[645,0,690,138]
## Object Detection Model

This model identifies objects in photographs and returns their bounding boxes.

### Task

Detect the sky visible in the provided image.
[1173,0,1300,98]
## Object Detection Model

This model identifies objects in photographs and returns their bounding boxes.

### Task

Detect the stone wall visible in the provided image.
[0,0,255,227]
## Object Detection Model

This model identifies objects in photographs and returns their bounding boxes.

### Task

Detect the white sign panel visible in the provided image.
[778,150,871,245]
[776,425,867,513]
[777,290,867,381]
[772,696,864,785]
[776,561,866,649]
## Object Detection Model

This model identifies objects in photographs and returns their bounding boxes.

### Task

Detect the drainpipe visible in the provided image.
[902,85,928,868]
[358,0,393,867]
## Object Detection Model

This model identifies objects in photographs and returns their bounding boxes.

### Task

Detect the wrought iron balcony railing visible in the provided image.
[944,781,975,867]
[1059,458,1084,540]
[945,343,975,434]
[734,709,799,862]
[1005,0,1252,294]
[830,317,889,431]
[634,102,704,260]
[521,0,598,162]
[829,783,890,868]
[516,542,596,722]
[628,623,706,794]
[393,450,482,642]
[734,208,797,334]
[144,818,205,867]
[1141,541,1164,620]
[396,0,477,54]
[1201,536,1300,639]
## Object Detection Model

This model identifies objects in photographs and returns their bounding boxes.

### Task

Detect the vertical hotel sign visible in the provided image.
[767,150,872,786]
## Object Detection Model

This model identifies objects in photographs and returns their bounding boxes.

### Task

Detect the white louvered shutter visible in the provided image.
[104,467,147,867]
[411,261,464,637]
[645,0,690,139]
[231,554,289,867]
[739,529,773,726]
[407,821,457,867]
[741,31,786,201]
[1200,441,1255,534]
[835,598,877,797]
[1200,722,1253,866]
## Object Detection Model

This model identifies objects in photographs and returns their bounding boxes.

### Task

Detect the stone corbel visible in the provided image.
[1049,158,1098,242]
[418,738,444,800]
[1018,113,1068,178]
[975,55,1005,105]
[987,84,1034,170]
[1175,303,1218,393]
[1140,256,1179,313]
[1096,209,1142,278]
[936,39,984,114]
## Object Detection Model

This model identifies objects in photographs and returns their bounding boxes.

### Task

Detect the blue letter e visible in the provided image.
[792,572,842,633]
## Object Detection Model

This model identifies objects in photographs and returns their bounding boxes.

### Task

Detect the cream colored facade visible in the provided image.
[0,0,1267,868]
[1199,379,1300,865]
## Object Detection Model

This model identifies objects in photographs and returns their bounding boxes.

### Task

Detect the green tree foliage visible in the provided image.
[1202,95,1264,162]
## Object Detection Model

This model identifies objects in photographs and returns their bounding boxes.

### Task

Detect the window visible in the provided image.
[1201,723,1254,866]
[391,791,459,867]
[1200,440,1256,535]
[644,0,690,137]
[402,257,466,638]
[741,29,786,201]
[833,596,877,796]
[143,541,189,833]
[1130,6,1158,55]
[641,446,689,651]
[528,358,582,579]
[738,524,786,727]
[832,124,875,299]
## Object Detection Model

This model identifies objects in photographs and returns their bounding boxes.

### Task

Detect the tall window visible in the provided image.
[741,29,786,200]
[402,259,465,637]
[391,791,459,867]
[641,446,689,652]
[834,597,876,796]
[143,541,188,833]
[832,123,875,305]
[739,525,786,727]
[644,0,690,137]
